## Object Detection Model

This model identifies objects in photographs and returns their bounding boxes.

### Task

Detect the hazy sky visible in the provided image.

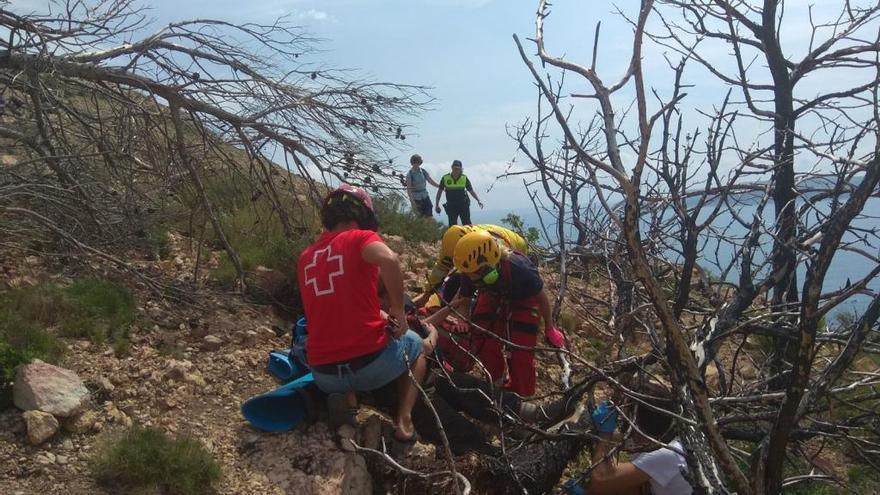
[10,0,876,221]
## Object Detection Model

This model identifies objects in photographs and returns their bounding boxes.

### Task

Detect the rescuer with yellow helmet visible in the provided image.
[414,223,528,308]
[442,231,564,396]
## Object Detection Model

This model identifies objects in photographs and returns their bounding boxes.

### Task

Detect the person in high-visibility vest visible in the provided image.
[413,224,528,307]
[434,160,483,226]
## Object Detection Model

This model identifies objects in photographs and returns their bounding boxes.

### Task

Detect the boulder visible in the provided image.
[23,410,59,445]
[13,362,90,417]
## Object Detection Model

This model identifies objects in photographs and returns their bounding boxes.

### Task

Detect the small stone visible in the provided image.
[337,424,357,440]
[60,439,74,450]
[163,360,193,382]
[201,335,223,351]
[97,376,115,393]
[23,410,59,445]
[64,410,99,434]
[361,415,382,450]
[242,330,259,345]
[183,372,207,388]
[56,455,68,465]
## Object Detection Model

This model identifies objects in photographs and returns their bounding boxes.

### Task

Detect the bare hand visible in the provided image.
[422,323,438,353]
[389,306,408,338]
[412,292,429,308]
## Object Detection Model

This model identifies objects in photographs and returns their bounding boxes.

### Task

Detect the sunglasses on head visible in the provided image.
[328,193,363,207]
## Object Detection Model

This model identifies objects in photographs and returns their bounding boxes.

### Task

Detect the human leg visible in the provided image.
[369,377,496,455]
[433,371,520,423]
[447,210,456,226]
[508,330,538,396]
[475,327,505,383]
[342,331,425,440]
[460,204,471,225]
[417,197,433,217]
[471,294,506,383]
[394,351,426,440]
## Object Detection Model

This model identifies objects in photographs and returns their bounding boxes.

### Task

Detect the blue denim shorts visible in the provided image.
[312,330,423,394]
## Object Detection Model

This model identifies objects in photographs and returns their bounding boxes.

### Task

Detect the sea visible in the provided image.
[470,196,880,318]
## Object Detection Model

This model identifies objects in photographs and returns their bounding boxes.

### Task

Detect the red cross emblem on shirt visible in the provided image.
[304,246,345,296]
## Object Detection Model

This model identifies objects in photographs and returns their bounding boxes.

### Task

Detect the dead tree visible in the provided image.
[0,0,428,288]
[510,0,880,493]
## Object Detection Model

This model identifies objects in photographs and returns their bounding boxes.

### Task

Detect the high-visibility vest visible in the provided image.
[442,174,468,190]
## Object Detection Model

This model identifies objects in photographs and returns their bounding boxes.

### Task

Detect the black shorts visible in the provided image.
[414,197,433,217]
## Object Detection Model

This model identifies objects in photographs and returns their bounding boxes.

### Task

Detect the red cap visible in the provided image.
[334,184,374,211]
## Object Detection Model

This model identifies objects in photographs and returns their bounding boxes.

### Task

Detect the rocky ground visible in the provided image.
[0,234,450,495]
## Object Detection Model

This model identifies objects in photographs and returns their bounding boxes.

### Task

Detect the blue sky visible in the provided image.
[11,0,638,217]
[10,0,877,221]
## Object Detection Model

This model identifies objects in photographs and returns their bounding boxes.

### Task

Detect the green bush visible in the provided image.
[0,279,134,346]
[211,203,309,286]
[374,193,445,243]
[180,174,318,287]
[63,278,136,344]
[0,284,71,327]
[91,426,221,495]
[0,340,25,409]
[146,226,172,260]
[0,311,65,364]
[501,213,541,245]
[0,311,65,409]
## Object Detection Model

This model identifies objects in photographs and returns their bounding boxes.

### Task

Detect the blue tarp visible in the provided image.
[240,372,315,432]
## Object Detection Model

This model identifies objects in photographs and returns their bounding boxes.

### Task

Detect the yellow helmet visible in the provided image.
[453,231,503,273]
[441,225,473,260]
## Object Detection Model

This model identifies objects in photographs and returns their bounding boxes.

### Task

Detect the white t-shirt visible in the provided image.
[631,439,693,495]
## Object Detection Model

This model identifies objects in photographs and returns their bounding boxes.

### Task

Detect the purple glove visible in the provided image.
[545,326,565,348]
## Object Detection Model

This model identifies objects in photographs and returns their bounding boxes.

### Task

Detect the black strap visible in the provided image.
[312,347,384,374]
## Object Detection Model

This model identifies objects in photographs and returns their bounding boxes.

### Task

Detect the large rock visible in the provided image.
[13,362,90,417]
[23,410,59,445]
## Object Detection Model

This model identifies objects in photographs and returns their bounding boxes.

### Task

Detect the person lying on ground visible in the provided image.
[586,387,693,495]
[296,184,426,442]
[412,223,528,308]
[372,283,576,453]
[444,230,565,397]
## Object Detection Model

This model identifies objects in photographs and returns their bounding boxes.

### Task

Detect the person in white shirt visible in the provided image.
[586,389,693,495]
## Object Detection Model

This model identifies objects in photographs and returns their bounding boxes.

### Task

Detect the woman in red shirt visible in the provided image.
[297,185,426,442]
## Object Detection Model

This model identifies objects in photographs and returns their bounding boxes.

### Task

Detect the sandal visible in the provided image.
[392,429,420,444]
